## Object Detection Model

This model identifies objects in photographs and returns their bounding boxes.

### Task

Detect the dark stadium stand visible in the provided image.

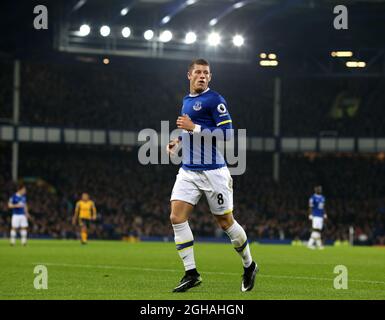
[1,58,385,244]
[1,60,383,137]
[1,144,384,244]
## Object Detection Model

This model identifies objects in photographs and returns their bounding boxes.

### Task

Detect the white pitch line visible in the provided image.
[32,262,385,285]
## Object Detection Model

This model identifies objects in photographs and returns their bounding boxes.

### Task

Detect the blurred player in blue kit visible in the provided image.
[307,185,327,250]
[8,183,31,246]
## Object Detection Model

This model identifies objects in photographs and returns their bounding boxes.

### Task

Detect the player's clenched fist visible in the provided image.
[176,114,195,131]
[167,138,180,156]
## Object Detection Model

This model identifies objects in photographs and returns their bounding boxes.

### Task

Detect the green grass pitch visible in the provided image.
[0,240,384,300]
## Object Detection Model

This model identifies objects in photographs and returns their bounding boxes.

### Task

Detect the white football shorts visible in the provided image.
[312,216,323,230]
[11,215,28,229]
[170,166,233,215]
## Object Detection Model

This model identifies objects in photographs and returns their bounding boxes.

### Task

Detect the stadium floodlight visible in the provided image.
[233,1,245,9]
[346,61,357,67]
[185,32,197,44]
[161,16,171,25]
[260,60,279,67]
[208,32,221,46]
[268,53,277,59]
[209,19,218,27]
[346,61,366,68]
[100,25,111,37]
[232,35,244,47]
[120,7,129,16]
[121,27,131,38]
[103,58,110,65]
[144,29,154,41]
[260,53,267,59]
[79,24,91,37]
[331,51,353,57]
[159,30,173,43]
[357,61,366,67]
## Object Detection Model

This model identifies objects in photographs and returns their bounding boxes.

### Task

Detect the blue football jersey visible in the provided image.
[309,194,325,217]
[180,88,233,171]
[9,193,27,215]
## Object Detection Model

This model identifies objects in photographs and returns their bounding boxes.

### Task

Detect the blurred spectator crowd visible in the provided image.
[0,58,385,245]
[0,145,384,245]
[0,59,384,136]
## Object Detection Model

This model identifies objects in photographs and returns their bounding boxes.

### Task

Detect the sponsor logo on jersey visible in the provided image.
[217,103,227,113]
[193,101,202,111]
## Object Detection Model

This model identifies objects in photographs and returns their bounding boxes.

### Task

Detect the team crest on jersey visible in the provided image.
[193,101,202,111]
[217,103,227,113]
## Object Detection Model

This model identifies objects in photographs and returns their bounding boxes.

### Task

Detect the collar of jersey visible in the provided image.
[189,87,210,97]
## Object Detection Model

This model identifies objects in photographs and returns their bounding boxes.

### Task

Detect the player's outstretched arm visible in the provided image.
[25,204,34,223]
[72,203,79,225]
[308,207,313,220]
[92,202,97,220]
[308,198,314,219]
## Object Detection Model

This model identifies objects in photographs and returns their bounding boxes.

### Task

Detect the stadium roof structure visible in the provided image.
[1,0,385,75]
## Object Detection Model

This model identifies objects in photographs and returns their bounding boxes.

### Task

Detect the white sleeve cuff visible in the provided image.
[193,124,201,133]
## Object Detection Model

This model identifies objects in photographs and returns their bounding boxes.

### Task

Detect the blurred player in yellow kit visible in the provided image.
[72,193,97,244]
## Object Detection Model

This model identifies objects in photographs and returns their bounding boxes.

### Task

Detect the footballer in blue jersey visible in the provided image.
[179,88,232,171]
[307,185,327,249]
[167,59,258,293]
[8,183,31,246]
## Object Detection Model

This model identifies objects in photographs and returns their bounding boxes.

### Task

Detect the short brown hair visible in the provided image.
[188,58,210,72]
[17,182,25,191]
